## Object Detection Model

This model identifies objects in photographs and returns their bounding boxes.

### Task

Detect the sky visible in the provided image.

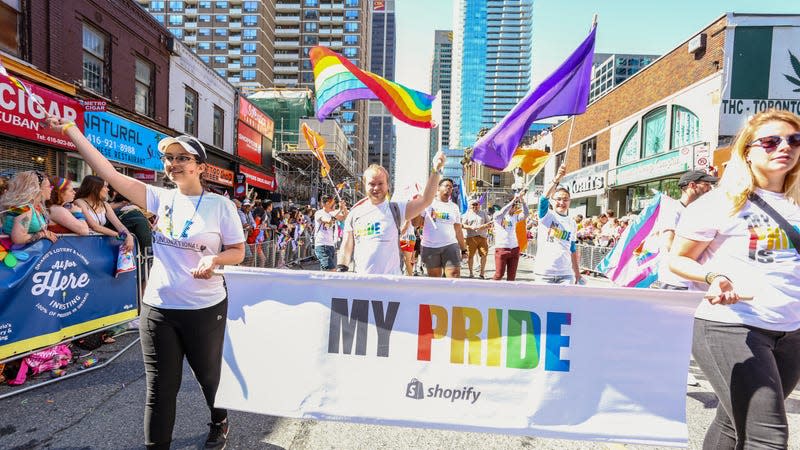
[391,0,800,191]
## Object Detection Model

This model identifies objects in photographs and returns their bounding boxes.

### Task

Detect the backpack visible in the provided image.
[8,344,72,385]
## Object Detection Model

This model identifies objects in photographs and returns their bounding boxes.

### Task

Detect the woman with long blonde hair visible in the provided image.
[670,109,800,448]
[0,171,58,245]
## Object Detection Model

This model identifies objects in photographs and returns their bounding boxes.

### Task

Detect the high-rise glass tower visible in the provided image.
[429,30,452,169]
[450,0,532,150]
[368,0,397,188]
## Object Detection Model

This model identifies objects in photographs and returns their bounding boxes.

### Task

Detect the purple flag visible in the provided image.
[472,26,597,170]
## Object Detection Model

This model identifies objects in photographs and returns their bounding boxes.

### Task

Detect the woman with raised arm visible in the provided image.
[670,109,800,449]
[74,175,133,251]
[45,116,245,450]
[47,177,90,235]
[0,171,58,245]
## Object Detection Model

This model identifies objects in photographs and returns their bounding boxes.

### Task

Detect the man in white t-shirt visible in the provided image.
[313,194,347,271]
[652,169,717,289]
[534,163,581,284]
[337,151,446,275]
[421,178,467,278]
[492,191,529,281]
[461,198,491,278]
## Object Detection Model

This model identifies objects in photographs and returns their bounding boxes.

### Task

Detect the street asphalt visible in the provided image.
[2,254,799,449]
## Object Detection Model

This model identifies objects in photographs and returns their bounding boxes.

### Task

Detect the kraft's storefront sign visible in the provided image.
[560,162,608,199]
[84,112,165,171]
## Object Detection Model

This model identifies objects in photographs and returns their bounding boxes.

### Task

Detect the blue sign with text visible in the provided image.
[84,111,166,171]
[0,236,138,360]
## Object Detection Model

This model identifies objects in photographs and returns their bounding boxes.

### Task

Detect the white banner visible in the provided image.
[217,268,702,447]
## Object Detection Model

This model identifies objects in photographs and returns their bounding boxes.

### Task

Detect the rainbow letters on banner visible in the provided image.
[0,235,138,360]
[217,268,702,446]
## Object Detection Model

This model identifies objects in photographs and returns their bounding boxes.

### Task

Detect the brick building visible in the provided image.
[538,13,800,217]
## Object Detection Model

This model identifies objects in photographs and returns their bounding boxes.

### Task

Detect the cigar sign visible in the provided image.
[0,77,84,150]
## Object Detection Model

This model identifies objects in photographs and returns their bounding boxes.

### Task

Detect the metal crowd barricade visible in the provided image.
[241,238,316,269]
[520,239,611,277]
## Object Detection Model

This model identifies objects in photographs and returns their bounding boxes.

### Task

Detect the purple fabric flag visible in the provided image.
[472,26,597,170]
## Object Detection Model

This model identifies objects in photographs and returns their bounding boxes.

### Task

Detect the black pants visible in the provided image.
[692,318,800,449]
[139,299,228,449]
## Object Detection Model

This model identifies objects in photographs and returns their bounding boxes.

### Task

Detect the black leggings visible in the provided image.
[692,318,800,449]
[139,299,228,449]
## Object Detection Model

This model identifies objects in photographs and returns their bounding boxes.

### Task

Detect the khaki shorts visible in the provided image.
[466,236,489,258]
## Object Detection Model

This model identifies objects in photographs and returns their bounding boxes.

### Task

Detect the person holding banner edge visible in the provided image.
[44,116,245,450]
[670,109,800,449]
[337,150,446,275]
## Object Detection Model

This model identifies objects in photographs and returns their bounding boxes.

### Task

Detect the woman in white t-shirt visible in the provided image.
[670,109,800,449]
[46,116,244,450]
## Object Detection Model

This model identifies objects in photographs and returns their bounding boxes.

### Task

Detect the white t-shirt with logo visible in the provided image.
[534,196,577,276]
[314,209,336,247]
[654,198,690,288]
[422,199,462,248]
[145,185,245,309]
[493,211,523,248]
[344,199,407,275]
[677,188,800,331]
[462,210,490,238]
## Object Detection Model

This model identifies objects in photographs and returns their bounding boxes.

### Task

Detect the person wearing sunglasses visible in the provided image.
[670,109,800,449]
[43,116,244,450]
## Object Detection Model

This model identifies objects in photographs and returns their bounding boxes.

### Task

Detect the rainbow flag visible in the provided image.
[310,46,436,129]
[597,193,662,288]
[301,122,331,177]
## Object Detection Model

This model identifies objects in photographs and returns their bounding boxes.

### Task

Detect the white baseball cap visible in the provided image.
[157,135,207,163]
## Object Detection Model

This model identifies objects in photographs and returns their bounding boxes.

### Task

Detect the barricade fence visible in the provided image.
[522,239,612,276]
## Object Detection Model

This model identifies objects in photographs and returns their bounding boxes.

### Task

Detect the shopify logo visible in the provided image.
[405,378,482,404]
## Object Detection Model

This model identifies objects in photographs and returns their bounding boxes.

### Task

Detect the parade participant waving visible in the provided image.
[534,163,581,284]
[670,109,800,449]
[491,191,529,281]
[338,150,446,275]
[314,194,347,271]
[45,116,244,450]
[420,177,466,278]
[0,171,58,244]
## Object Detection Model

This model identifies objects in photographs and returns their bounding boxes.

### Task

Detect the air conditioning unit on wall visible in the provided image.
[688,33,706,54]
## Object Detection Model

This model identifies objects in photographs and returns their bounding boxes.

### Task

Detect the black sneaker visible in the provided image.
[205,419,229,450]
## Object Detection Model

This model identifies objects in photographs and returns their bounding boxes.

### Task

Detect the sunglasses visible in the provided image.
[160,154,198,164]
[747,132,800,152]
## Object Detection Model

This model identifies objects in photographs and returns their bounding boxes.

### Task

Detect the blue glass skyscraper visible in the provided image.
[450,0,533,151]
[368,0,397,189]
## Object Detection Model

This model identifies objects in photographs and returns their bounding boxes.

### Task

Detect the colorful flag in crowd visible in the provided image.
[456,177,469,214]
[478,192,487,205]
[515,221,529,253]
[597,193,663,288]
[0,56,45,114]
[300,122,331,178]
[310,46,436,128]
[472,26,596,170]
[504,148,551,175]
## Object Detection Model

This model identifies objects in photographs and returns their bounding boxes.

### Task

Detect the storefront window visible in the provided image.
[66,156,90,185]
[671,105,701,148]
[626,178,680,213]
[642,106,667,158]
[617,124,639,166]
[0,1,21,56]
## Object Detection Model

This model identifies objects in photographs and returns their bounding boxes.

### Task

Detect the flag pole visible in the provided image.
[562,14,597,170]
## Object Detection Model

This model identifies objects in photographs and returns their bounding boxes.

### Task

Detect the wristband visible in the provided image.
[431,167,442,175]
[704,272,730,284]
[336,264,349,272]
[61,122,76,134]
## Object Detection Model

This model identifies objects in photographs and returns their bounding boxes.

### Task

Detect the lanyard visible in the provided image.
[167,190,204,239]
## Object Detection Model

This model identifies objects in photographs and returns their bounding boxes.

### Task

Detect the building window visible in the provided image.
[242,56,256,67]
[243,15,258,26]
[618,124,639,165]
[215,68,227,77]
[150,1,166,11]
[671,105,701,149]
[198,14,211,22]
[304,22,318,32]
[303,35,318,45]
[580,137,596,168]
[343,48,357,58]
[168,1,183,11]
[213,106,224,148]
[344,22,358,32]
[169,28,183,38]
[168,15,183,25]
[304,0,319,6]
[0,1,21,56]
[554,151,566,171]
[198,28,211,36]
[214,56,226,64]
[242,70,256,81]
[491,174,501,187]
[345,0,359,6]
[243,1,258,12]
[82,24,107,94]
[198,42,211,50]
[215,1,228,7]
[199,55,210,63]
[134,58,153,117]
[215,28,228,36]
[242,43,256,53]
[184,87,198,136]
[345,10,359,19]
[243,29,257,40]
[198,0,211,8]
[344,35,357,45]
[214,42,227,50]
[642,106,667,158]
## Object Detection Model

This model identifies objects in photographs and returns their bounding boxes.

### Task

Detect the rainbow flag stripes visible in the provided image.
[310,46,436,129]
